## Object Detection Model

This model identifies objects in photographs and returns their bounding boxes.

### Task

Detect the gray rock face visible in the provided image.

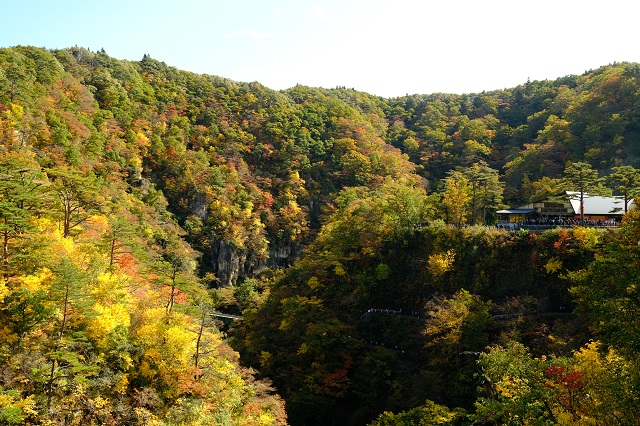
[188,193,209,220]
[194,195,301,286]
[210,238,299,286]
[211,240,246,287]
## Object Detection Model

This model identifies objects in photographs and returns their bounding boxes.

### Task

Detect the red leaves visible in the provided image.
[545,364,584,390]
[545,364,585,412]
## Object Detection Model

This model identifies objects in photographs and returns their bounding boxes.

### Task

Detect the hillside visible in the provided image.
[1,45,640,425]
[4,47,640,284]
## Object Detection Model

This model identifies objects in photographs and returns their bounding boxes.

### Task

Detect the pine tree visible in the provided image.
[607,165,640,213]
[561,162,609,221]
[0,151,48,278]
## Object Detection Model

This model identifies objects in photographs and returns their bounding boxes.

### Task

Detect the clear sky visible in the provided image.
[3,0,638,98]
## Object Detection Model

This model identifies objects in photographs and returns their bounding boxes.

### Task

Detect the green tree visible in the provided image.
[560,161,608,221]
[423,290,494,405]
[523,175,561,202]
[368,400,464,425]
[569,207,640,354]
[474,341,560,425]
[475,339,640,425]
[40,255,98,418]
[152,229,199,314]
[47,167,103,238]
[607,165,640,213]
[463,161,503,225]
[0,151,47,278]
[101,214,138,268]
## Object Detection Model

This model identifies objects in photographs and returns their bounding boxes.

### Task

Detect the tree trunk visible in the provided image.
[3,224,9,280]
[166,268,177,313]
[194,308,206,379]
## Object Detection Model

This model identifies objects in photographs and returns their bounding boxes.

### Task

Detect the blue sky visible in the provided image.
[3,0,639,98]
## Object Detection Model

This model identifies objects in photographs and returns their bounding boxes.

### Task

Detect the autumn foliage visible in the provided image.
[2,45,640,425]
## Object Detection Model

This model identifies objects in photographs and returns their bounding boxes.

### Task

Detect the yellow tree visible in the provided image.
[441,171,470,227]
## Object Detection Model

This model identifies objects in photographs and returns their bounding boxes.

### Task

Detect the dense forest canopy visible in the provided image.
[1,45,640,425]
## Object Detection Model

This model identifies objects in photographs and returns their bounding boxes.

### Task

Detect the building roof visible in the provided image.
[496,208,536,214]
[566,191,629,215]
[501,192,634,216]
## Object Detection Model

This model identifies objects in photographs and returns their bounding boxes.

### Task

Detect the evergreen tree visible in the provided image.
[463,161,503,225]
[560,161,608,221]
[607,165,640,213]
[0,151,47,278]
[46,167,103,238]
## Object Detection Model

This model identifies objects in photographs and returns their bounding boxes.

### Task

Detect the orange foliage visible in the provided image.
[116,253,138,276]
[162,286,188,305]
[553,229,571,251]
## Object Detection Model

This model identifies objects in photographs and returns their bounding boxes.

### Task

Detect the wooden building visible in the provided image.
[497,191,632,228]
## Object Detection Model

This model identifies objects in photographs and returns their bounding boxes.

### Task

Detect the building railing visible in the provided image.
[497,221,619,231]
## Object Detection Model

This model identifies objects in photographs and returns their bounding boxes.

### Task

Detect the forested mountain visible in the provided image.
[1,45,640,425]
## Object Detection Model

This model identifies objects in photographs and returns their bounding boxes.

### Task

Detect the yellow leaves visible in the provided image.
[545,257,563,274]
[573,226,599,249]
[134,307,202,392]
[424,290,474,347]
[114,374,129,394]
[297,342,308,355]
[87,302,131,346]
[0,280,7,304]
[163,324,196,365]
[89,272,115,297]
[86,214,109,232]
[0,323,16,348]
[92,396,109,409]
[307,276,322,290]
[361,246,375,257]
[428,249,455,277]
[134,407,163,426]
[574,340,625,374]
[278,319,291,331]
[441,174,471,226]
[0,390,36,423]
[130,155,143,171]
[574,341,603,365]
[334,263,346,277]
[9,103,24,119]
[134,307,167,344]
[1,103,24,126]
[243,411,278,426]
[139,359,156,379]
[120,352,133,370]
[464,139,491,157]
[142,226,154,239]
[495,375,529,400]
[0,390,15,406]
[54,233,76,253]
[136,131,150,148]
[86,272,133,347]
[17,268,53,292]
[20,395,37,417]
[31,216,57,233]
[259,351,272,369]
